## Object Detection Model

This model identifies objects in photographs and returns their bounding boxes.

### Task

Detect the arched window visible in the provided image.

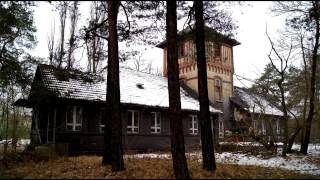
[215,78,222,101]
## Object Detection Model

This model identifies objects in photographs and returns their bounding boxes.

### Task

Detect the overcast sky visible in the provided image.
[30,1,286,88]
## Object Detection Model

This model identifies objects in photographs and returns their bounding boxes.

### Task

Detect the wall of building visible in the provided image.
[33,100,219,153]
[174,40,233,105]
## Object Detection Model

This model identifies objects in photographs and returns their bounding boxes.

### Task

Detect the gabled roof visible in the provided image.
[233,86,283,116]
[156,26,240,49]
[33,64,221,113]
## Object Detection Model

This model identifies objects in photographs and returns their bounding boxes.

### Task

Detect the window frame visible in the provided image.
[150,112,161,134]
[276,119,280,135]
[261,119,266,135]
[215,78,222,101]
[215,45,221,57]
[189,115,198,135]
[66,106,82,132]
[127,110,140,134]
[218,120,224,138]
[252,120,257,134]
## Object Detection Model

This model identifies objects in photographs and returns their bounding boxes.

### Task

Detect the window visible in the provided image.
[151,112,161,133]
[261,120,266,135]
[218,120,224,138]
[127,110,139,133]
[189,115,198,135]
[215,45,221,57]
[178,42,185,58]
[99,108,106,133]
[276,119,280,135]
[252,120,257,134]
[66,106,82,131]
[215,79,222,101]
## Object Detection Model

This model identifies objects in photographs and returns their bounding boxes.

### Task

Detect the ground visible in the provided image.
[1,140,320,179]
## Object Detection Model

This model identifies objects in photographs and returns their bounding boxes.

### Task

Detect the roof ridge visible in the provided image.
[119,66,167,81]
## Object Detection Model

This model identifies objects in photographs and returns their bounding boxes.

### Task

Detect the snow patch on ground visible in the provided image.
[0,139,30,146]
[125,143,320,176]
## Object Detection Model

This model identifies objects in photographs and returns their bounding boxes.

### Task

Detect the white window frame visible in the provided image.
[218,120,224,138]
[151,112,161,134]
[189,115,198,135]
[127,110,139,134]
[66,106,82,131]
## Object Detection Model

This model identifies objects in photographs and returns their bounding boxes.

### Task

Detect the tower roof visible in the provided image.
[156,26,240,49]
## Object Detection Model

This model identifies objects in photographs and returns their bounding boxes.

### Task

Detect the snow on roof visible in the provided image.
[234,86,283,116]
[38,64,221,113]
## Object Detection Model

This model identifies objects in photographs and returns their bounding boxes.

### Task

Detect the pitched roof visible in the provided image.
[156,26,240,48]
[35,64,221,113]
[233,86,283,116]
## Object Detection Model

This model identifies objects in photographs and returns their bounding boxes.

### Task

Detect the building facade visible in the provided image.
[23,64,221,153]
[156,27,240,137]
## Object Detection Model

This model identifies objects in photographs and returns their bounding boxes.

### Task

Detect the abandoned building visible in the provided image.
[156,27,284,140]
[16,27,284,153]
[229,86,284,141]
[23,64,221,153]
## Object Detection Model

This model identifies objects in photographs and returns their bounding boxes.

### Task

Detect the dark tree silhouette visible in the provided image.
[194,0,216,171]
[166,1,190,179]
[102,1,125,171]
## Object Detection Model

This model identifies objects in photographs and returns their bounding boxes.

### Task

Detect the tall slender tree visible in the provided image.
[102,1,125,171]
[301,1,320,154]
[266,29,292,157]
[55,1,68,68]
[194,0,216,171]
[166,1,190,179]
[67,1,79,69]
[271,1,320,155]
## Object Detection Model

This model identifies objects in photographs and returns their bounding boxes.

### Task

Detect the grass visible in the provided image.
[1,152,319,179]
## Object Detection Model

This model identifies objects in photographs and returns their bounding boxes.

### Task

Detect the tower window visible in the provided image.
[215,45,221,57]
[215,79,222,101]
[178,43,185,58]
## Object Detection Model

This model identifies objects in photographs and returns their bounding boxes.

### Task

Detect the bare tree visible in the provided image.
[266,28,292,157]
[67,1,79,70]
[300,1,320,154]
[271,1,320,155]
[55,1,69,68]
[47,20,55,65]
[85,1,107,73]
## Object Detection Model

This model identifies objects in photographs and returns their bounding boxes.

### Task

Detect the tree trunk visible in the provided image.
[287,126,301,153]
[67,1,78,70]
[3,96,9,168]
[103,1,125,172]
[300,34,309,149]
[279,81,289,157]
[166,1,190,179]
[11,106,18,151]
[194,0,217,171]
[58,2,68,68]
[300,1,320,155]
